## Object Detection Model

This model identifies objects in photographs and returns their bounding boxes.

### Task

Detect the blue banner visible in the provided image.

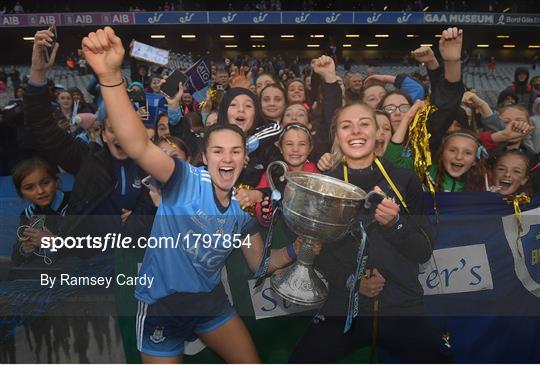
[420,193,540,362]
[2,11,540,27]
[280,11,354,24]
[354,11,424,25]
[133,11,207,25]
[208,11,282,25]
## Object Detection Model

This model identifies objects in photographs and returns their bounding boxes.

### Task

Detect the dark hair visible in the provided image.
[185,112,204,133]
[434,130,487,192]
[156,135,191,161]
[12,158,58,198]
[378,89,413,109]
[360,82,386,103]
[286,79,306,103]
[203,124,246,152]
[278,123,313,146]
[259,83,286,121]
[256,73,279,87]
[492,150,533,196]
[217,88,263,136]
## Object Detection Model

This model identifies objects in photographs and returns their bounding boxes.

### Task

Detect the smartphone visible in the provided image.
[44,23,57,63]
[161,69,188,98]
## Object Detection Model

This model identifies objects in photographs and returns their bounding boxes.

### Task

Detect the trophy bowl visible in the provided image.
[267,161,381,306]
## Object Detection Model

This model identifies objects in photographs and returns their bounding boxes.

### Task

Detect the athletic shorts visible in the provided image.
[136,283,234,357]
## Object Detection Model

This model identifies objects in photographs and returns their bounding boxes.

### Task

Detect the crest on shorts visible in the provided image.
[149,326,166,344]
[502,209,540,298]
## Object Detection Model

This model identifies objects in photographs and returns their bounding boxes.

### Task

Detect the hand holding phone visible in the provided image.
[44,23,57,63]
[161,69,187,98]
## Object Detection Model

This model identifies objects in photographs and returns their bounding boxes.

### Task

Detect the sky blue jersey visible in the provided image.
[135,159,258,304]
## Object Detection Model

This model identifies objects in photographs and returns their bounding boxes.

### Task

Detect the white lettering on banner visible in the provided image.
[112,14,130,23]
[419,244,493,295]
[248,278,313,320]
[504,15,540,24]
[75,15,93,24]
[425,13,493,24]
[196,63,210,81]
[502,207,540,298]
[38,15,56,25]
[2,16,19,25]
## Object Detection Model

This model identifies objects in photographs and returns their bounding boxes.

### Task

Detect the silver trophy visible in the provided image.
[267,161,384,306]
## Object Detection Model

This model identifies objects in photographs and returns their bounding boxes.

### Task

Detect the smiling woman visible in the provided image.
[81,26,302,364]
[289,101,450,363]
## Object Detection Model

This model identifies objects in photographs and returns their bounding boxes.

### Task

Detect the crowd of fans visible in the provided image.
[1,21,540,362]
[1,0,539,13]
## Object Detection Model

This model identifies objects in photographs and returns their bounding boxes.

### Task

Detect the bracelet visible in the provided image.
[98,79,124,88]
[286,243,297,261]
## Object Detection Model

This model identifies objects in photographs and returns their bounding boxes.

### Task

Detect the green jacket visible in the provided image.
[384,142,464,192]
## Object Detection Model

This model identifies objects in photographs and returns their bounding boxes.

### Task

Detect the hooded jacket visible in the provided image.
[217,87,282,186]
[498,67,531,108]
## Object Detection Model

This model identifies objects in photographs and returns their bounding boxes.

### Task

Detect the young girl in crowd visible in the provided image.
[432,130,489,192]
[495,104,536,159]
[217,87,282,208]
[259,83,286,123]
[82,27,303,363]
[255,73,278,95]
[56,89,74,122]
[374,111,392,157]
[490,150,531,197]
[360,82,387,109]
[281,103,312,129]
[386,100,489,192]
[11,158,69,266]
[154,112,170,140]
[286,79,308,106]
[254,123,319,226]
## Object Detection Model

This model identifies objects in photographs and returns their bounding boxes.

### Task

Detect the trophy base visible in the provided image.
[270,262,328,306]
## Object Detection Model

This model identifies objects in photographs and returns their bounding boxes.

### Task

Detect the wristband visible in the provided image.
[286,243,297,261]
[98,79,124,88]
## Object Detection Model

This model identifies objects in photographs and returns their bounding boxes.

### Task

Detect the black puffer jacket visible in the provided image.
[316,159,433,316]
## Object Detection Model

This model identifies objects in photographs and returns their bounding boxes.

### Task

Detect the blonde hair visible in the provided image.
[329,103,378,169]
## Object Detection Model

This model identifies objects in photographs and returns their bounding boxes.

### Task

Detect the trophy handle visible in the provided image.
[266,161,289,199]
[363,190,387,209]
